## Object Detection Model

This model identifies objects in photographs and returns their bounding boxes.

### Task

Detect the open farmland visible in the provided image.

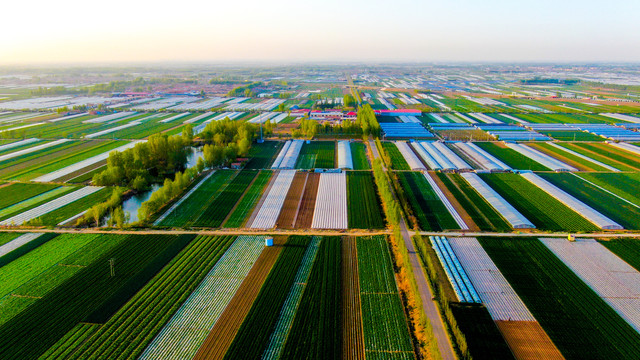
[539,173,640,229]
[296,141,335,169]
[192,170,258,227]
[528,142,613,171]
[479,237,640,359]
[347,172,385,229]
[158,170,236,227]
[0,183,59,209]
[244,141,282,169]
[436,173,511,232]
[479,173,598,232]
[475,142,550,171]
[351,141,371,169]
[3,65,640,360]
[578,172,640,206]
[224,170,272,228]
[279,237,341,359]
[558,143,640,171]
[398,171,460,231]
[381,142,410,170]
[357,235,414,359]
[0,234,196,359]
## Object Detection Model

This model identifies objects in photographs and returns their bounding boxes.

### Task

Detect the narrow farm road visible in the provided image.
[400,217,456,360]
[368,138,456,360]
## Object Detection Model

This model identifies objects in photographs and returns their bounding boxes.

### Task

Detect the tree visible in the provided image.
[196,157,205,172]
[344,94,355,108]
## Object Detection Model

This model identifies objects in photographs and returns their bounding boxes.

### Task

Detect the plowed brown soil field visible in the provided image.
[276,172,307,229]
[496,321,564,360]
[294,173,320,229]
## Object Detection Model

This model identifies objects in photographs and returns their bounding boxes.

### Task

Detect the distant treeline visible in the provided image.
[29,77,197,96]
[519,78,580,85]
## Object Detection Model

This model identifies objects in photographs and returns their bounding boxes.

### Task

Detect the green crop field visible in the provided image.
[0,183,59,210]
[539,173,640,229]
[43,235,235,360]
[479,237,640,359]
[437,173,511,232]
[0,186,78,222]
[577,172,640,206]
[540,131,605,141]
[599,238,640,272]
[0,232,21,247]
[30,187,113,226]
[347,172,385,229]
[474,142,550,171]
[479,173,598,232]
[224,170,272,228]
[351,142,370,169]
[280,237,342,359]
[398,171,459,231]
[559,143,640,171]
[529,143,611,171]
[0,233,91,300]
[10,140,128,181]
[223,236,310,360]
[158,170,236,227]
[192,170,258,227]
[0,234,195,359]
[296,141,335,169]
[245,141,282,169]
[357,235,414,359]
[381,142,410,170]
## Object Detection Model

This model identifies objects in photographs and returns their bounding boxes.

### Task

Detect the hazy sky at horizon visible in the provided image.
[2,0,640,64]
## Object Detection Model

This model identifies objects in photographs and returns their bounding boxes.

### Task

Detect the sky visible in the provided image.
[2,0,640,64]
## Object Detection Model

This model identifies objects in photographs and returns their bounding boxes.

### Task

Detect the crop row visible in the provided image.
[51,235,236,360]
[351,142,370,169]
[0,234,104,326]
[397,172,459,231]
[224,170,272,228]
[262,236,322,359]
[578,173,640,206]
[347,172,385,229]
[539,173,640,229]
[0,140,78,172]
[222,236,311,360]
[528,143,610,171]
[0,186,76,221]
[436,173,511,232]
[280,237,341,359]
[479,173,598,232]
[14,140,127,181]
[357,236,414,356]
[479,237,640,359]
[296,141,335,169]
[31,187,112,226]
[0,183,58,210]
[245,141,282,169]
[159,170,236,227]
[381,142,410,170]
[562,143,640,171]
[0,234,195,359]
[474,142,549,171]
[192,170,258,227]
